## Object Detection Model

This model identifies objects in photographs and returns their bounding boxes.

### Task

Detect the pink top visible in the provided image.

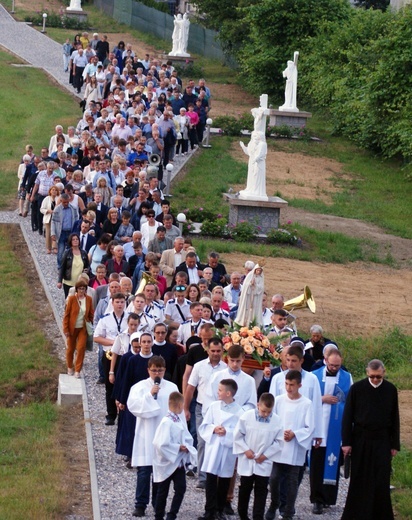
[187,111,199,126]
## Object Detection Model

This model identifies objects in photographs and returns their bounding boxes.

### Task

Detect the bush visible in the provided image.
[230,220,258,242]
[173,61,203,79]
[24,12,90,30]
[200,218,229,237]
[138,0,170,13]
[212,116,243,136]
[266,228,298,245]
[183,206,216,222]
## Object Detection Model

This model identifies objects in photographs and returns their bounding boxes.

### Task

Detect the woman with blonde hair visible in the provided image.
[71,170,85,193]
[84,75,99,106]
[40,185,60,254]
[95,177,113,205]
[63,279,94,378]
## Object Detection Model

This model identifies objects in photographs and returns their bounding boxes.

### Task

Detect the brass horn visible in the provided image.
[283,285,316,313]
[135,271,158,295]
[106,350,113,361]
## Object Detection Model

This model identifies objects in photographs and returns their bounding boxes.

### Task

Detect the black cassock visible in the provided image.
[115,354,152,458]
[341,378,400,520]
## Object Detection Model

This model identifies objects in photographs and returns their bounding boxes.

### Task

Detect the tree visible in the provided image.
[192,0,258,53]
[236,0,351,98]
[354,0,390,11]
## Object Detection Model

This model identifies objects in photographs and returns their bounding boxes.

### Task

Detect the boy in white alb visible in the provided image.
[153,392,197,520]
[266,370,315,520]
[199,379,243,520]
[233,393,283,520]
[127,356,179,518]
[203,344,257,415]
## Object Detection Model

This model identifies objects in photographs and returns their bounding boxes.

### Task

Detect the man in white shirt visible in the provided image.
[143,283,165,323]
[165,285,191,324]
[223,272,243,310]
[184,337,226,489]
[94,292,129,425]
[177,302,205,346]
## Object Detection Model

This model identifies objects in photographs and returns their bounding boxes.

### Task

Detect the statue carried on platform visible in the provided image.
[235,264,264,327]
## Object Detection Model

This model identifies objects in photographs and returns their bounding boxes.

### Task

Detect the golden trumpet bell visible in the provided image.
[283,285,316,313]
[135,272,158,295]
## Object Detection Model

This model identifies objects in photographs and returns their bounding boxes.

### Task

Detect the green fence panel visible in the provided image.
[94,0,225,60]
[113,0,133,26]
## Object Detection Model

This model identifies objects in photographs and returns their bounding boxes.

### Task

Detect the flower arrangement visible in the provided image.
[218,324,283,366]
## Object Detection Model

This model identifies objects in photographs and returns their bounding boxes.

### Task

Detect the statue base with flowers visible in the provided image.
[217,323,282,370]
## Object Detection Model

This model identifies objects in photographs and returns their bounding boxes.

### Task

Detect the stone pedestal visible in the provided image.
[268,109,311,129]
[65,9,88,23]
[160,54,196,64]
[224,193,288,235]
[57,373,83,406]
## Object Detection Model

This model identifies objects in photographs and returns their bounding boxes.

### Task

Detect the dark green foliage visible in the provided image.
[138,0,169,13]
[300,6,412,162]
[192,0,258,53]
[236,0,351,97]
[24,12,90,30]
[354,0,390,10]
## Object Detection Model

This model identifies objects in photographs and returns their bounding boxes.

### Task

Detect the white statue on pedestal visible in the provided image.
[239,94,270,201]
[67,0,82,11]
[279,51,299,112]
[169,13,191,57]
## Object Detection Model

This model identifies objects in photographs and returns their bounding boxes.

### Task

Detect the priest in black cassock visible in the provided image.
[341,359,400,520]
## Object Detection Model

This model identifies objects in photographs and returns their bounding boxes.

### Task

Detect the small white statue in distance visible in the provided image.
[67,0,82,11]
[169,13,191,57]
[239,94,270,201]
[279,51,299,112]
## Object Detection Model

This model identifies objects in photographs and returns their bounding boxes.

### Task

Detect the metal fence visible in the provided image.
[93,0,225,60]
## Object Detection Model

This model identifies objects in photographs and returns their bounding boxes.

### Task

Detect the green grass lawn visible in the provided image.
[0,50,79,210]
[0,227,69,519]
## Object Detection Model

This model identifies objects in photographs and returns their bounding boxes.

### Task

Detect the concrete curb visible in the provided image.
[19,220,101,520]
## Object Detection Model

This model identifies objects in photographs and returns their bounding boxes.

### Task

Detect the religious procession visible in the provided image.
[8,2,405,519]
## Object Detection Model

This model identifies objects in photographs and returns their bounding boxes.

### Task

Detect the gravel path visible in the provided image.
[0,5,348,519]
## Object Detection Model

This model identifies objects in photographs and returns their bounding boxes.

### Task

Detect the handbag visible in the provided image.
[85,320,94,336]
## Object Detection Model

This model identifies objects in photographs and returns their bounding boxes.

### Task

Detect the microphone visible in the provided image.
[153,376,161,400]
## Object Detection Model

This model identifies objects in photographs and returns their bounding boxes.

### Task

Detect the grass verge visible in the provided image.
[392,448,412,519]
[269,113,412,239]
[0,50,79,210]
[333,328,412,389]
[0,225,71,518]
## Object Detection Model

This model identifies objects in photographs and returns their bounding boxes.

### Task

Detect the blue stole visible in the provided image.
[313,366,352,485]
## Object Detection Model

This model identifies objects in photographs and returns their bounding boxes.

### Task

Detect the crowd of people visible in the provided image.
[17,32,400,520]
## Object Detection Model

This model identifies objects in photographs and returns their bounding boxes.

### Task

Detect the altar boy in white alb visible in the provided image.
[199,379,244,520]
[266,370,315,520]
[127,356,179,518]
[203,344,257,415]
[152,392,197,520]
[233,393,283,520]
